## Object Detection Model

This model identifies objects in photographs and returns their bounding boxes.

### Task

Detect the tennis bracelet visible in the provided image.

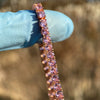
[33,3,64,100]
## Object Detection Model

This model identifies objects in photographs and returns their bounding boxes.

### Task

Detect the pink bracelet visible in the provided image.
[33,3,64,100]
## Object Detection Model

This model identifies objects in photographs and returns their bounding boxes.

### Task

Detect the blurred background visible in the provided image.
[0,0,100,100]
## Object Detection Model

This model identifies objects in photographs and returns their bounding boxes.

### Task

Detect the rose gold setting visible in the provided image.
[33,3,64,100]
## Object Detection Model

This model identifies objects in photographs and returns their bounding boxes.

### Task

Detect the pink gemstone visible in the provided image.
[52,75,58,79]
[43,39,50,43]
[40,19,47,27]
[44,66,49,71]
[39,47,44,50]
[53,78,59,82]
[51,60,56,64]
[48,62,53,66]
[47,78,52,84]
[52,52,55,56]
[54,84,61,91]
[46,72,51,77]
[50,69,58,75]
[49,44,53,49]
[48,92,55,98]
[33,5,42,10]
[49,52,55,57]
[51,67,57,70]
[45,45,52,51]
[41,29,48,35]
[45,35,51,41]
[36,4,43,10]
[56,92,64,99]
[43,26,49,31]
[48,60,56,66]
[47,54,52,58]
[37,11,45,19]
[47,52,54,59]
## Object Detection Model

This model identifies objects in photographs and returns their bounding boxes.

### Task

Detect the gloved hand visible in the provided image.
[0,10,74,51]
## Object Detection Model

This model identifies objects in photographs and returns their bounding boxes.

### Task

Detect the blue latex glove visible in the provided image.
[0,10,74,51]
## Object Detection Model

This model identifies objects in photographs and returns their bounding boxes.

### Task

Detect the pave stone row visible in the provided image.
[33,3,64,100]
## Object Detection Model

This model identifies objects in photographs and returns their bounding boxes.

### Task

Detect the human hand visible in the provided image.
[0,10,74,51]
